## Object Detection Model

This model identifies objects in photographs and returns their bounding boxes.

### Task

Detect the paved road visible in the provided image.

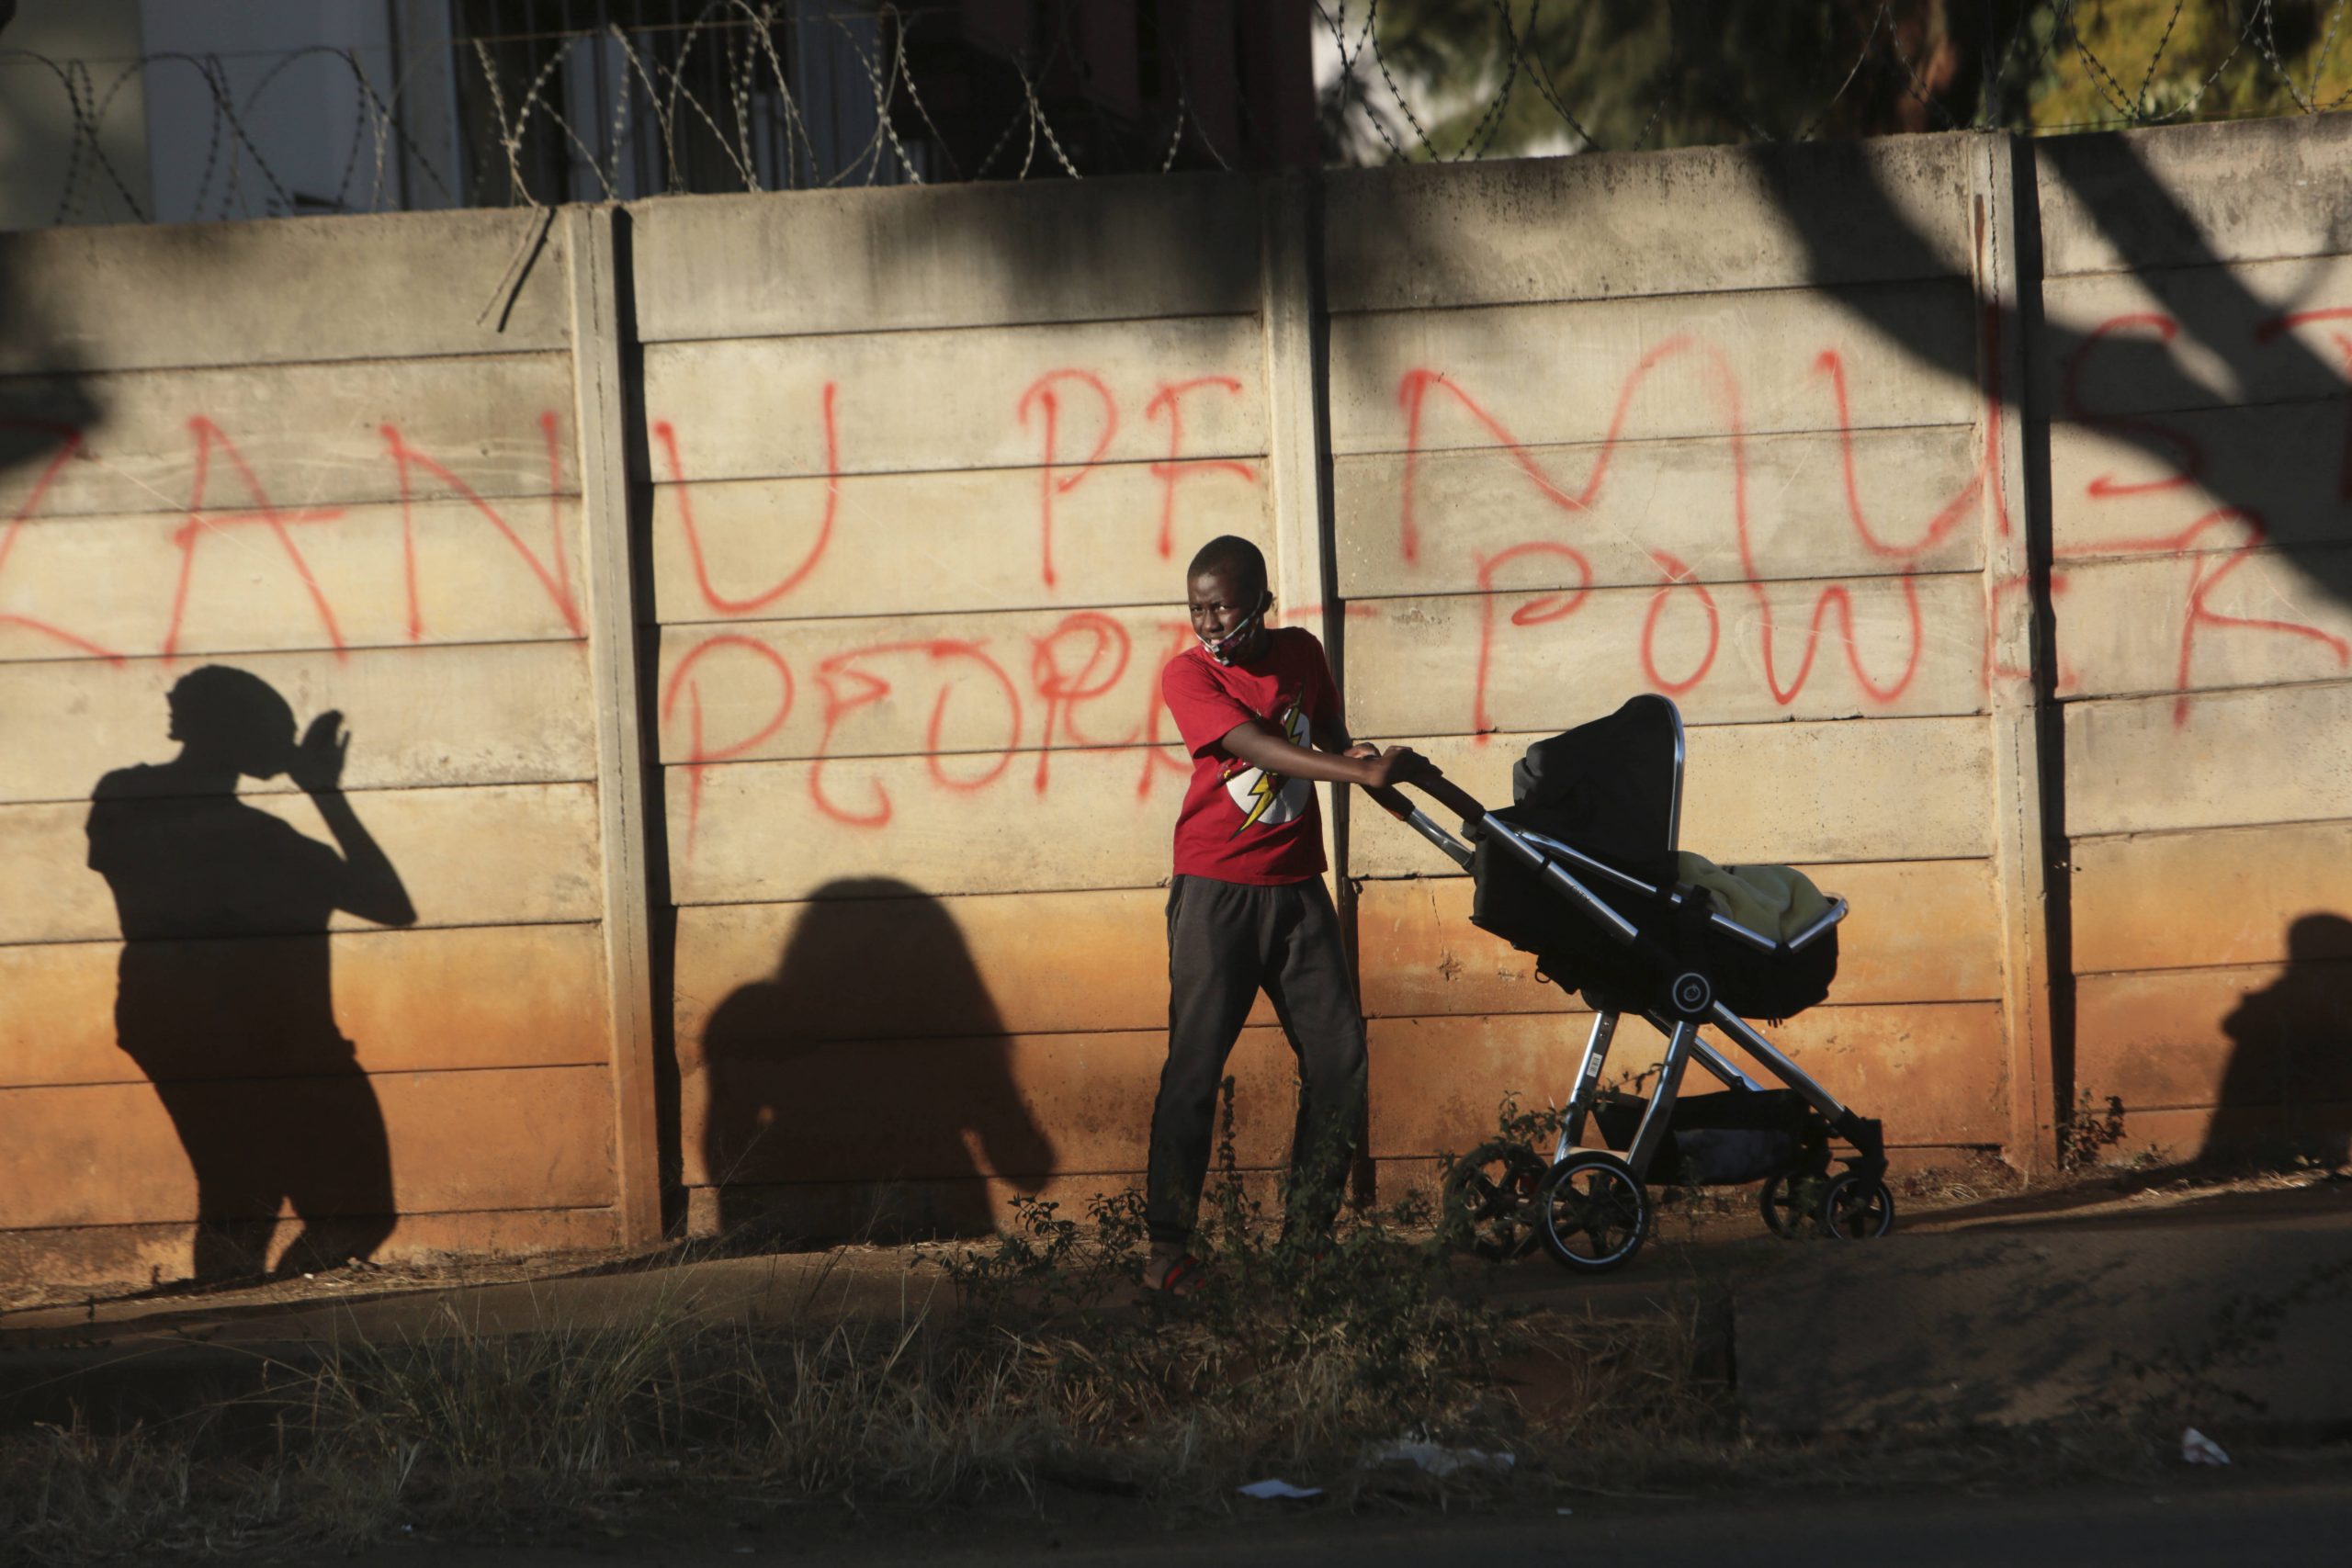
[332,1474,2352,1568]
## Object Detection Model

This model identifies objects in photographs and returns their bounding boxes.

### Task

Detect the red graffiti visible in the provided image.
[379,412,583,639]
[2061,314,2205,497]
[1020,370,1117,591]
[1402,339,1940,726]
[1815,347,1985,558]
[809,640,1023,827]
[1639,551,1719,696]
[662,635,796,858]
[2062,309,2352,722]
[1146,378,1256,558]
[1,412,582,668]
[1396,343,1690,564]
[0,420,122,662]
[657,383,839,615]
[166,417,348,665]
[1472,542,1593,741]
[1031,612,1136,791]
[2073,509,2350,723]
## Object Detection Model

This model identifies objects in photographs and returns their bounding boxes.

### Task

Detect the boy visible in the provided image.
[1144,535,1428,1292]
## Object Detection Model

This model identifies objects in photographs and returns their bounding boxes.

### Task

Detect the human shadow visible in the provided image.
[2204,912,2352,1167]
[85,666,416,1282]
[696,878,1051,1243]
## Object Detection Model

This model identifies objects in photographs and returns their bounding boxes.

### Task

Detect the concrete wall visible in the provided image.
[7,115,2349,1291]
[0,209,645,1291]
[2036,117,2352,1164]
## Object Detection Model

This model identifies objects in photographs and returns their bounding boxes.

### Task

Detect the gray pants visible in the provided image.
[1146,874,1368,1246]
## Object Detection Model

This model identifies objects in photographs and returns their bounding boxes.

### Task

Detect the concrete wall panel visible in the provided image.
[1342,573,1986,736]
[647,464,1270,625]
[0,781,605,945]
[667,749,1179,905]
[0,498,590,665]
[1356,859,2001,1020]
[2071,820,2352,976]
[2075,960,2352,1112]
[0,210,571,373]
[1350,717,1993,873]
[2053,550,2352,702]
[673,887,1261,1048]
[682,1025,1301,1186]
[2040,253,2352,414]
[629,177,1261,341]
[0,355,579,520]
[1327,281,1982,457]
[640,317,1264,483]
[0,1064,616,1230]
[0,921,609,1089]
[2090,1103,2352,1168]
[1365,1002,2006,1156]
[1334,424,1987,599]
[0,642,597,806]
[2036,117,2352,277]
[2047,406,2352,559]
[655,607,1190,767]
[2063,682,2352,837]
[1324,135,1974,313]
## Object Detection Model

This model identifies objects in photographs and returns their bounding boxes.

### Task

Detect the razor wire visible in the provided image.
[5,0,2350,227]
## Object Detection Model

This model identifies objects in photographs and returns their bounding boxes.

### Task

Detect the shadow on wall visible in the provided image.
[2203,912,2352,1167]
[0,224,101,504]
[1750,130,2352,617]
[85,667,417,1283]
[698,878,1052,1242]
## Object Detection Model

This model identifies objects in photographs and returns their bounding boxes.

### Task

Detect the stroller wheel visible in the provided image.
[1441,1141,1548,1258]
[1822,1172,1896,1239]
[1532,1152,1648,1274]
[1758,1170,1828,1237]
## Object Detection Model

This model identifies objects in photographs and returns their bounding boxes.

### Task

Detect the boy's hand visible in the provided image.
[1354,744,1431,790]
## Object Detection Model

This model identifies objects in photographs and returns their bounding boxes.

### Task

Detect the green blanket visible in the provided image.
[1675,852,1832,942]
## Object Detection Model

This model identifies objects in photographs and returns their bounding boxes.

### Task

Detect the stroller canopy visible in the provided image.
[1502,694,1682,883]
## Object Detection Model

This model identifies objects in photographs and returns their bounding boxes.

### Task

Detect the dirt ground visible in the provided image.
[6,1156,2343,1330]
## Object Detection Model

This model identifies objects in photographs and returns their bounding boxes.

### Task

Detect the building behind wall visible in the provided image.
[0,0,1317,231]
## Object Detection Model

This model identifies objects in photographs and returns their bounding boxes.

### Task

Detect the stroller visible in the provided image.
[1371,694,1892,1274]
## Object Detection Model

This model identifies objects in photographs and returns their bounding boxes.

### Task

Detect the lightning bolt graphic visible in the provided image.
[1228,696,1307,838]
[1232,763,1283,836]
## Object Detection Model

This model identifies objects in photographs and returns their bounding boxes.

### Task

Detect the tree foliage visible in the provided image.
[1320,0,2352,159]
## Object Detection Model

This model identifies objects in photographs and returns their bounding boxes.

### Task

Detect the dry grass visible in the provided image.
[0,1235,1724,1564]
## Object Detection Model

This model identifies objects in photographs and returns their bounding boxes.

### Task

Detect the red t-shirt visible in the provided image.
[1161,627,1340,885]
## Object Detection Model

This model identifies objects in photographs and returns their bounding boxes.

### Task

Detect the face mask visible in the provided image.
[1201,593,1271,665]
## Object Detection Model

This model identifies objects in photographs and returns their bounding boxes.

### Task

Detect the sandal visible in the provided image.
[1143,1250,1206,1295]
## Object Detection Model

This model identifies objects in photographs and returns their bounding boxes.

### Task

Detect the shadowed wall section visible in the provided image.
[0,211,628,1293]
[2041,119,2352,1163]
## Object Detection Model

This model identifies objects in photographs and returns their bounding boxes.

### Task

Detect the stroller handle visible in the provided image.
[1366,765,1487,826]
